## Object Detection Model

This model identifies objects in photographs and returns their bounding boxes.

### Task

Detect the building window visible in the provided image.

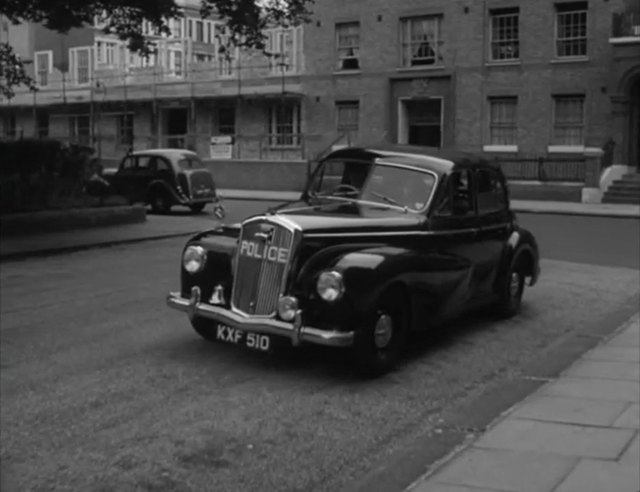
[489,8,519,61]
[553,95,585,145]
[34,51,52,86]
[400,15,443,67]
[3,114,16,138]
[193,52,215,64]
[187,19,194,39]
[69,47,91,85]
[555,2,588,58]
[170,18,183,38]
[167,49,183,77]
[195,20,204,42]
[213,105,235,135]
[265,27,300,74]
[117,114,133,145]
[268,101,301,147]
[37,111,49,138]
[68,115,91,144]
[215,24,238,77]
[489,97,518,145]
[336,22,360,70]
[95,39,121,67]
[336,101,359,135]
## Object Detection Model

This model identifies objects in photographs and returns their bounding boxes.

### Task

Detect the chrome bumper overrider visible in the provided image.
[166,287,354,348]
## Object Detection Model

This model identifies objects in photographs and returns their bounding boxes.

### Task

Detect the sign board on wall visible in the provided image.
[210,135,233,159]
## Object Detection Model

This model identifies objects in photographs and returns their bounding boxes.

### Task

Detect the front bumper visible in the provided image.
[166,287,354,348]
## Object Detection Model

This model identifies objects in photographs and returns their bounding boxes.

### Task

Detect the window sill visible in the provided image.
[609,36,640,45]
[550,57,589,64]
[396,65,445,72]
[485,60,521,67]
[547,145,585,153]
[333,70,362,76]
[483,145,518,153]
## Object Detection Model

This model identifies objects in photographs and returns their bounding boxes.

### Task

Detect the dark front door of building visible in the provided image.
[406,99,442,148]
[163,108,189,148]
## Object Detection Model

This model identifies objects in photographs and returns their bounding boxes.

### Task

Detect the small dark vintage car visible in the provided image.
[105,148,223,215]
[166,145,540,375]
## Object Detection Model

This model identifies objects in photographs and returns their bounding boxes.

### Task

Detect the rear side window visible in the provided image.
[477,169,508,214]
[435,170,474,217]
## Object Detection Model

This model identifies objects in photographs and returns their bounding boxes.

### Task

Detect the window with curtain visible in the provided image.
[552,95,585,145]
[489,97,518,145]
[336,22,360,70]
[489,8,519,61]
[400,16,443,67]
[268,101,301,147]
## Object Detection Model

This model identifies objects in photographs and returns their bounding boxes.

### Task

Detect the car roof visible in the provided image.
[128,148,199,159]
[323,144,497,176]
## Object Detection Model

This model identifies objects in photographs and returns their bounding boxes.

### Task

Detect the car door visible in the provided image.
[132,155,156,202]
[111,155,136,199]
[427,168,484,318]
[474,167,512,300]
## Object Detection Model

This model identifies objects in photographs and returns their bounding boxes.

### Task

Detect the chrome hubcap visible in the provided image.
[374,314,393,349]
[509,272,521,298]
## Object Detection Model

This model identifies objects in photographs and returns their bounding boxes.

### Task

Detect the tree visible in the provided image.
[0,0,314,98]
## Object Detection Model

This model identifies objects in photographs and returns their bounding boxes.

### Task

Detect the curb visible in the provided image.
[512,207,640,219]
[0,231,199,262]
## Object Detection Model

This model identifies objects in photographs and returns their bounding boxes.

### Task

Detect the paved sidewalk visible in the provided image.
[406,313,640,492]
[218,189,640,218]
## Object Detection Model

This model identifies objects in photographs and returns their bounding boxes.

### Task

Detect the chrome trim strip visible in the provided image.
[304,228,478,238]
[167,289,353,348]
[480,223,511,231]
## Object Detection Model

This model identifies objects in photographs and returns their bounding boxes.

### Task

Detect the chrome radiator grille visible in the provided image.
[231,220,294,315]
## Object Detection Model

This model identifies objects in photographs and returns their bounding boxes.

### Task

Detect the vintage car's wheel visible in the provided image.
[189,203,206,213]
[149,190,171,214]
[353,292,408,376]
[190,317,218,341]
[495,260,525,318]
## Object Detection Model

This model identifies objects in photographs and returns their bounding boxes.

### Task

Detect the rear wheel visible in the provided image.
[353,290,408,377]
[149,190,171,214]
[189,203,206,213]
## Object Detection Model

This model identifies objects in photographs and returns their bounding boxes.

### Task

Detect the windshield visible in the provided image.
[308,159,436,211]
[177,156,205,170]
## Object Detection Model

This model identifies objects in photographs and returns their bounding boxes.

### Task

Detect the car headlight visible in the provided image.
[278,296,299,321]
[317,270,344,302]
[183,245,206,273]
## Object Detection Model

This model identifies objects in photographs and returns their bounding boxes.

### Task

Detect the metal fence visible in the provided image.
[493,156,587,183]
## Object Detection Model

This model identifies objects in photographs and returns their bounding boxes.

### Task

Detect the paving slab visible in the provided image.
[411,483,505,492]
[474,418,636,459]
[553,458,640,492]
[619,433,640,466]
[424,448,577,492]
[563,360,640,381]
[613,404,640,429]
[508,395,629,427]
[582,346,640,363]
[540,377,640,402]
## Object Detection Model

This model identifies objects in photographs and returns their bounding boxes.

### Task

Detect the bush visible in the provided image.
[0,138,99,214]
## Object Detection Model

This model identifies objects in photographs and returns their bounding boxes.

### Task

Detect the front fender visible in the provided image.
[494,228,541,292]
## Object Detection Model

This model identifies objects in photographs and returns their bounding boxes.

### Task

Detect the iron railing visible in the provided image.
[494,156,586,182]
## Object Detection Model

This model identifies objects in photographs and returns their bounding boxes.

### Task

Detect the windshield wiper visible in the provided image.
[369,191,407,211]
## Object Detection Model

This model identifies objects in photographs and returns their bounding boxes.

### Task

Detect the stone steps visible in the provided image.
[602,173,640,205]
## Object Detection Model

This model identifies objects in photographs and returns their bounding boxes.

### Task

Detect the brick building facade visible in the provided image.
[1,0,639,185]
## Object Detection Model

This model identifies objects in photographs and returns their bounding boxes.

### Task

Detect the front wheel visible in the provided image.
[495,261,525,319]
[353,292,408,377]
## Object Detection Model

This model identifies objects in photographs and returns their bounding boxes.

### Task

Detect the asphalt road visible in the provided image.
[1,206,639,492]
